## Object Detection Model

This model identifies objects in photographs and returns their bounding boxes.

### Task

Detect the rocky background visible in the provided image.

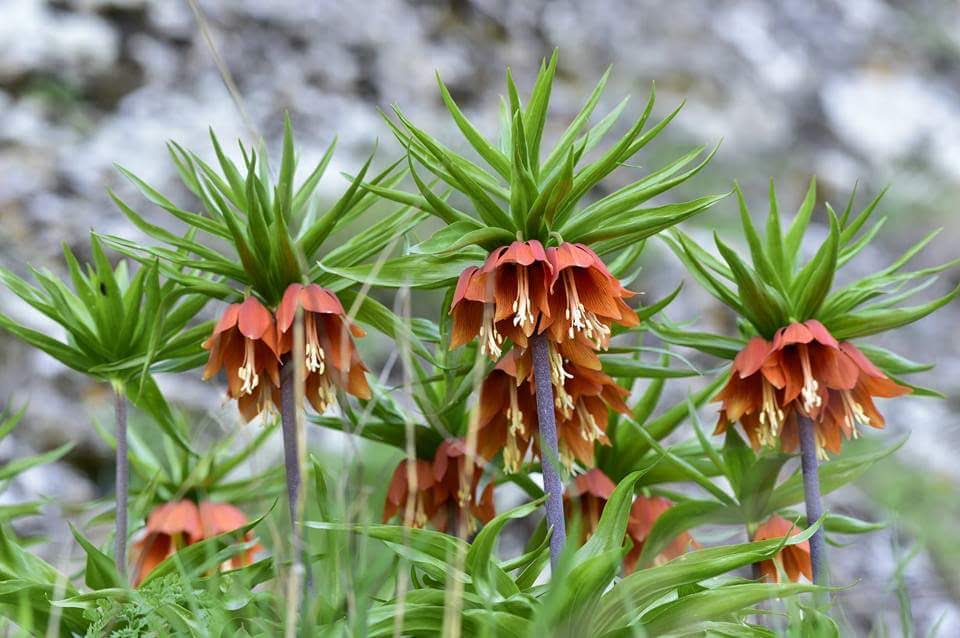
[1,0,959,633]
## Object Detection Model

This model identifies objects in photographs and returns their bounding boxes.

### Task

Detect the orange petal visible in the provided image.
[301,284,346,315]
[449,303,482,350]
[198,502,250,537]
[572,469,615,499]
[839,342,885,378]
[209,303,241,338]
[237,297,274,340]
[735,337,774,378]
[804,319,838,348]
[773,322,813,350]
[132,533,173,586]
[146,500,203,540]
[276,283,304,333]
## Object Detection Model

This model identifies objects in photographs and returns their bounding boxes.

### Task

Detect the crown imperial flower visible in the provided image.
[562,470,696,573]
[624,495,698,573]
[449,240,553,358]
[202,297,281,421]
[132,500,260,585]
[276,283,372,413]
[546,243,639,348]
[751,515,812,583]
[382,438,494,533]
[478,349,628,471]
[715,320,909,457]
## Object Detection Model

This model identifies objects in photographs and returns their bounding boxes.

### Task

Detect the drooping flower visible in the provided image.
[477,349,629,472]
[562,472,695,573]
[624,495,697,573]
[780,341,911,456]
[202,297,281,421]
[564,469,616,542]
[132,500,260,586]
[382,439,495,533]
[545,243,639,349]
[714,319,910,457]
[449,240,554,358]
[449,241,640,358]
[275,283,372,413]
[751,515,812,583]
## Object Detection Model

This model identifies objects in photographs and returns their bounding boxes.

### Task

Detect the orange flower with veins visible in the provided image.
[714,319,909,457]
[382,438,494,533]
[449,240,553,358]
[202,297,281,421]
[275,283,372,413]
[449,241,639,358]
[132,500,261,586]
[545,243,639,349]
[477,349,628,472]
[751,515,812,582]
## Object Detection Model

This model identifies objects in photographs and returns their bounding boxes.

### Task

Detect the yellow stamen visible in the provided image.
[814,430,829,461]
[314,376,337,412]
[414,498,428,528]
[512,266,536,333]
[238,339,259,395]
[562,270,611,349]
[305,317,326,373]
[798,344,822,414]
[757,380,785,446]
[479,303,503,358]
[507,385,526,437]
[559,445,575,472]
[576,400,604,443]
[504,429,522,473]
[839,389,869,437]
[547,344,574,417]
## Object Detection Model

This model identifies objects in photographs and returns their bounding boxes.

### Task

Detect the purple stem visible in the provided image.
[530,333,567,570]
[114,387,128,580]
[279,356,312,592]
[797,414,827,585]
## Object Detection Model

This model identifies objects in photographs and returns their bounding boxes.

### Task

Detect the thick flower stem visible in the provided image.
[798,415,827,586]
[279,358,312,593]
[530,333,567,570]
[113,386,128,580]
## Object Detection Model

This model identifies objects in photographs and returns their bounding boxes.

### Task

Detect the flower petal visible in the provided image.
[734,337,774,378]
[237,297,274,340]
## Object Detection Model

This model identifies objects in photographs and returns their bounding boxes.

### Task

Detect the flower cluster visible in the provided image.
[203,283,371,421]
[478,348,629,471]
[714,319,909,458]
[462,241,637,471]
[132,500,260,586]
[382,438,495,534]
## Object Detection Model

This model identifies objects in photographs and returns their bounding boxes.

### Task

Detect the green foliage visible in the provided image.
[103,115,416,308]
[343,50,725,290]
[665,180,960,341]
[0,238,207,449]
